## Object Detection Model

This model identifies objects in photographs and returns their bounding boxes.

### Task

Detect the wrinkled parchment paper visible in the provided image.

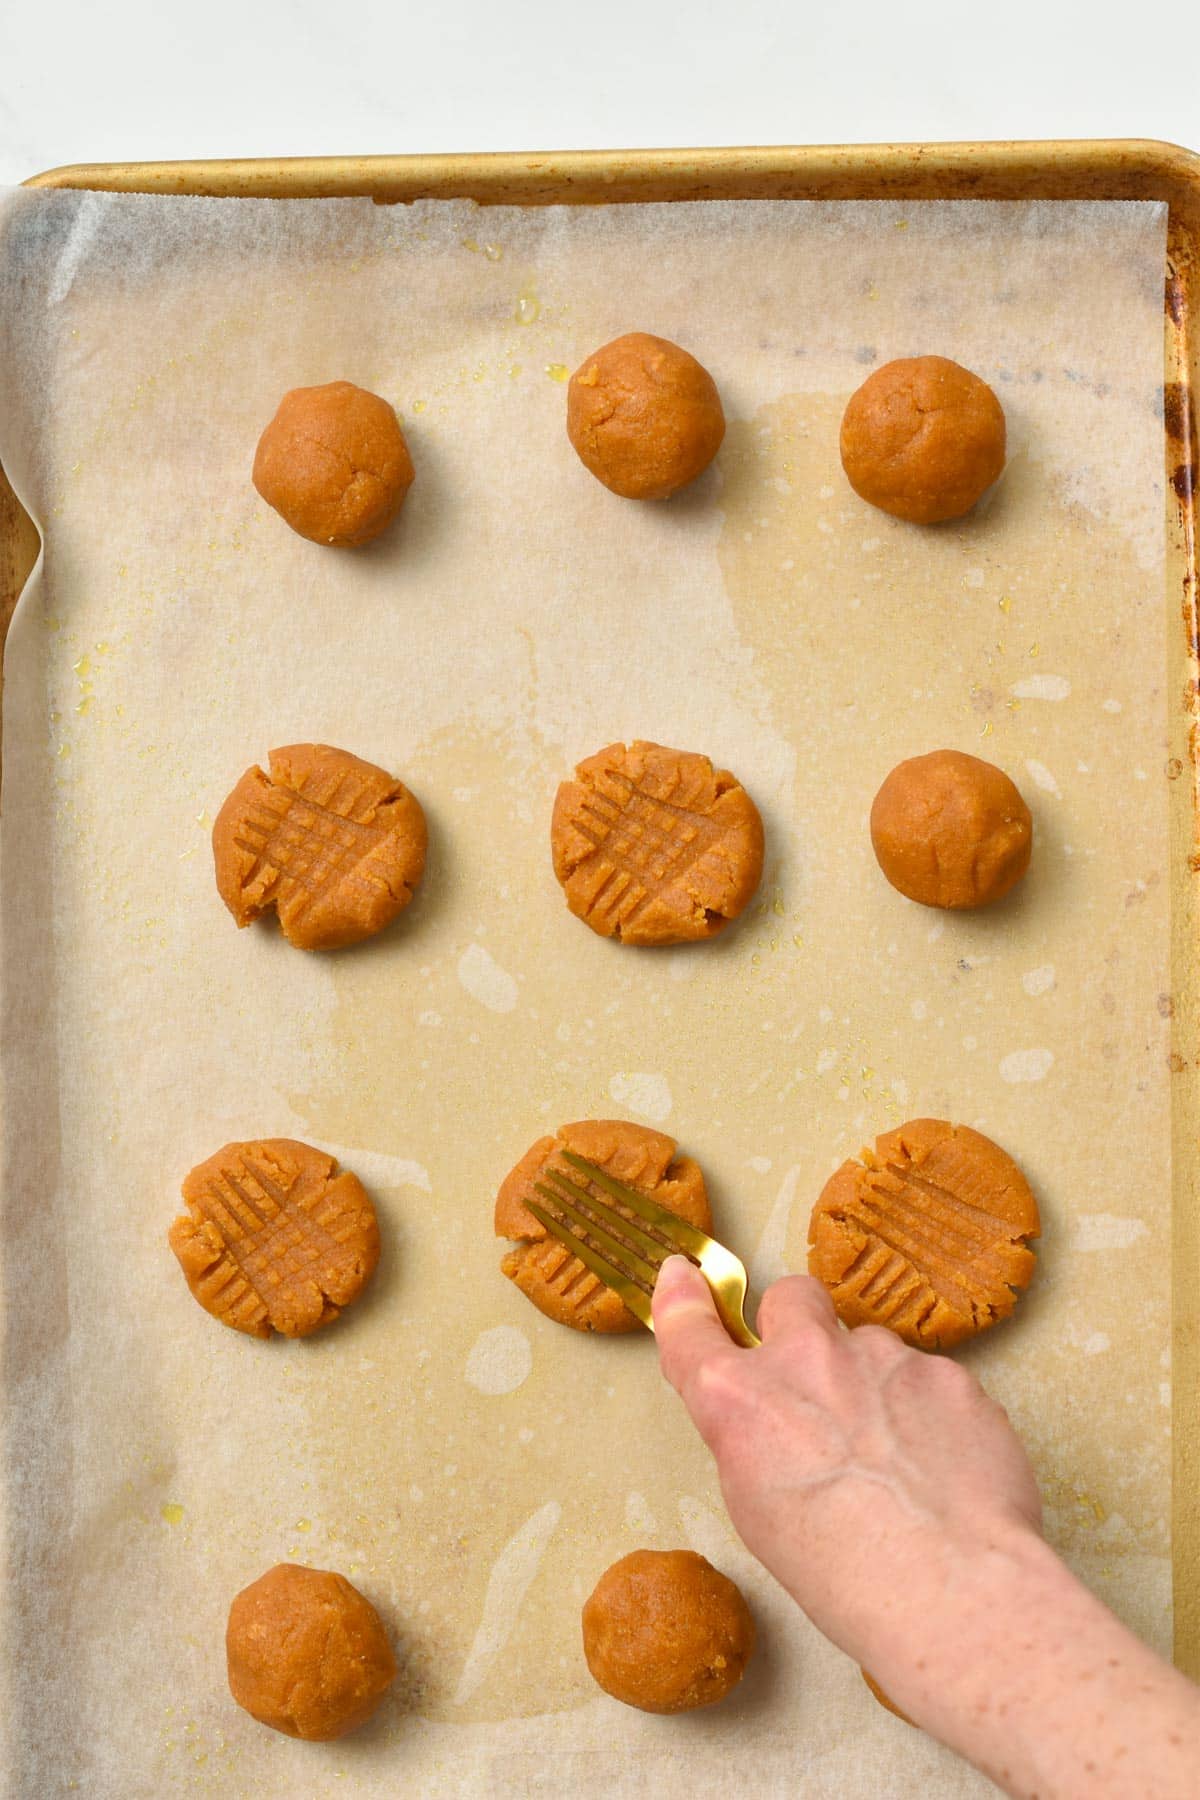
[0,187,1171,1797]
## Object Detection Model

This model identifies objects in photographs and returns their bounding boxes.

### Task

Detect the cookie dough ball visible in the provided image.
[870,749,1032,910]
[496,1119,711,1333]
[863,1669,915,1725]
[170,1139,380,1338]
[567,332,725,499]
[808,1118,1039,1350]
[582,1550,755,1713]
[552,739,764,945]
[840,356,1005,523]
[226,1564,396,1739]
[253,380,414,546]
[213,742,427,950]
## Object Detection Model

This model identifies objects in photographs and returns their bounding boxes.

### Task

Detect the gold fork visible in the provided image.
[526,1150,761,1348]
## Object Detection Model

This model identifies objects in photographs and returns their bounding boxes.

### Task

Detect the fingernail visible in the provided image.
[655,1255,694,1294]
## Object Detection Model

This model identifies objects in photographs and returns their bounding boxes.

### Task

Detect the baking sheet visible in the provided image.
[0,186,1172,1796]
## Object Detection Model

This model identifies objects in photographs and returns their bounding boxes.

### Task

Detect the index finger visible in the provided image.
[755,1274,841,1345]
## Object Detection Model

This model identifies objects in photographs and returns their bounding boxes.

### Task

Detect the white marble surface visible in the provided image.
[0,0,1196,185]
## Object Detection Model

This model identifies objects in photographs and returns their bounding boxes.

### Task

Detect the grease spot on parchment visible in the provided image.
[464,1325,532,1396]
[1024,759,1062,798]
[677,1495,736,1564]
[322,1145,431,1193]
[749,1165,801,1293]
[625,1491,657,1535]
[668,946,704,982]
[453,1500,561,1705]
[457,942,519,1013]
[1011,675,1071,701]
[608,1071,673,1123]
[1073,1215,1149,1252]
[999,1047,1054,1083]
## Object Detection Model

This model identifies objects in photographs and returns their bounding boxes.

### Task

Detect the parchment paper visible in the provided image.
[0,186,1171,1798]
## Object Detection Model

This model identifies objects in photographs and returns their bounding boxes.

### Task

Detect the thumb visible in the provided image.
[653,1256,739,1399]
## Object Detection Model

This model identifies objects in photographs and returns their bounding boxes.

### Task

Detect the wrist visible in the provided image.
[860,1523,1194,1800]
[857,1510,1051,1695]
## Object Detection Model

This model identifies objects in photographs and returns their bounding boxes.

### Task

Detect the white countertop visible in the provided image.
[1,0,1196,186]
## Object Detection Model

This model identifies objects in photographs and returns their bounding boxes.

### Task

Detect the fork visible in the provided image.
[526,1150,761,1348]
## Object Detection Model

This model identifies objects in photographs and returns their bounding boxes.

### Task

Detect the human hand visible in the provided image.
[652,1257,1042,1671]
[653,1258,1200,1800]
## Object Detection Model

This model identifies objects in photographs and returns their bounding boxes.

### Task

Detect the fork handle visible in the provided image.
[723,1313,762,1350]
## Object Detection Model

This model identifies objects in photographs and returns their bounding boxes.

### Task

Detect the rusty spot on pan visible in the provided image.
[1164,384,1197,507]
[1166,271,1186,326]
[1164,382,1195,443]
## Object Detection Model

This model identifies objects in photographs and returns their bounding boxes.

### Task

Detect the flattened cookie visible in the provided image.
[213,743,427,950]
[551,740,764,945]
[495,1119,711,1333]
[808,1118,1038,1350]
[170,1139,380,1338]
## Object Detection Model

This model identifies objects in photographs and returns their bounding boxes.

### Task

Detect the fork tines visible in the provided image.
[526,1152,704,1333]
